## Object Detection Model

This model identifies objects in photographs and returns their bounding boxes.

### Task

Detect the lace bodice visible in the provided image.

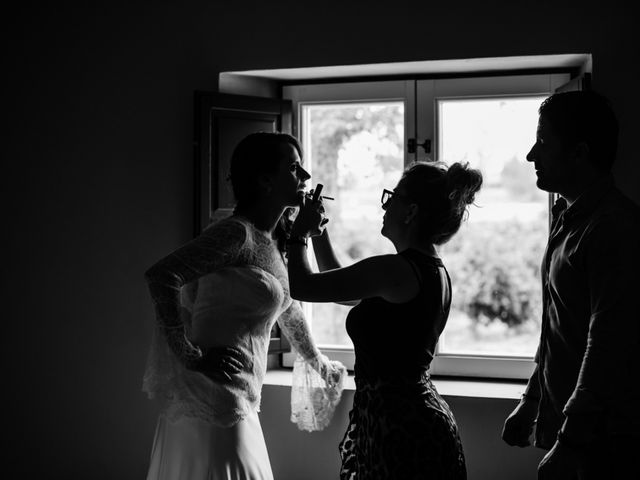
[190,266,285,347]
[143,216,345,429]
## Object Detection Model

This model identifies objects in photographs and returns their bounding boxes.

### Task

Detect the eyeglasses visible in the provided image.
[381,189,393,206]
[381,188,413,206]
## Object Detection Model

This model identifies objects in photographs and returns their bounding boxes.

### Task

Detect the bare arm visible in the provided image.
[288,244,418,304]
[310,229,360,306]
[288,195,418,304]
[311,229,342,271]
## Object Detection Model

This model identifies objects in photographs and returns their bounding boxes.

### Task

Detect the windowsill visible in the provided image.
[264,368,526,400]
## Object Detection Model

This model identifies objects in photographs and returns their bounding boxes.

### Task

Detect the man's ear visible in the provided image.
[572,141,591,166]
[404,203,419,224]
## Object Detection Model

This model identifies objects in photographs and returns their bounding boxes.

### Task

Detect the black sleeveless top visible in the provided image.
[345,249,452,383]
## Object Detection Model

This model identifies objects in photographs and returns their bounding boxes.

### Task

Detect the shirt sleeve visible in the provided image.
[562,212,640,440]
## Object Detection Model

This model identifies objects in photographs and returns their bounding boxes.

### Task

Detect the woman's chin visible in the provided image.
[287,194,303,207]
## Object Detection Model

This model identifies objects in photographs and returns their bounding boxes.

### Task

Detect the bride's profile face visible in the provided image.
[269,143,310,207]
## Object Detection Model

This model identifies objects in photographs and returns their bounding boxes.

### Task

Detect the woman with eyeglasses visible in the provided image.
[287,161,482,479]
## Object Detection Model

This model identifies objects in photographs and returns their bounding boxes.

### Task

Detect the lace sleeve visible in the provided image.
[277,300,320,362]
[144,218,249,367]
[278,300,347,431]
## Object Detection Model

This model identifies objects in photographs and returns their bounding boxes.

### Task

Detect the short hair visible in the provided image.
[538,91,618,172]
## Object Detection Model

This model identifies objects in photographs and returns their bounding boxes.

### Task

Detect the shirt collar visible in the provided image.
[551,197,568,220]
[561,175,615,223]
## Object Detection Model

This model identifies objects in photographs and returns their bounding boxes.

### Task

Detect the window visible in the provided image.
[300,101,404,348]
[283,73,570,379]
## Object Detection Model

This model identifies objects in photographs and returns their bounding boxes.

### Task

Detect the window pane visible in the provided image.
[437,96,547,357]
[302,102,404,347]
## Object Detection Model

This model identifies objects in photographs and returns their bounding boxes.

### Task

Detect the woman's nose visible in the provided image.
[297,165,311,181]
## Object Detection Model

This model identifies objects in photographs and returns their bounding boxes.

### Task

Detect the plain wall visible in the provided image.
[6,1,637,478]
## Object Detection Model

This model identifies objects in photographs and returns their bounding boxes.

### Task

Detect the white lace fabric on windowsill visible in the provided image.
[291,353,347,432]
[143,215,346,431]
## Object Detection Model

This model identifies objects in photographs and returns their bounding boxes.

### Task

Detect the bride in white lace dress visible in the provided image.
[143,132,346,480]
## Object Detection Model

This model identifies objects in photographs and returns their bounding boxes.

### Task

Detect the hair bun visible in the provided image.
[446,162,483,207]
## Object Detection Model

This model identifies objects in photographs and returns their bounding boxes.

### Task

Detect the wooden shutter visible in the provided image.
[194,92,293,232]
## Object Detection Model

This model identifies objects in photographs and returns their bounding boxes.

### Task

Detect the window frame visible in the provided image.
[282,72,570,379]
[282,80,415,371]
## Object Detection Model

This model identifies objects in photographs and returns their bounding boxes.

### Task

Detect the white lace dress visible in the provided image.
[143,216,345,480]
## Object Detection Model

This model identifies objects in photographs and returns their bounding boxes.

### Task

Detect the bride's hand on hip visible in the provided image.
[189,345,245,383]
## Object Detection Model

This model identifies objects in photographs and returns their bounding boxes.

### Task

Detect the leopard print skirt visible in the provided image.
[339,374,466,480]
